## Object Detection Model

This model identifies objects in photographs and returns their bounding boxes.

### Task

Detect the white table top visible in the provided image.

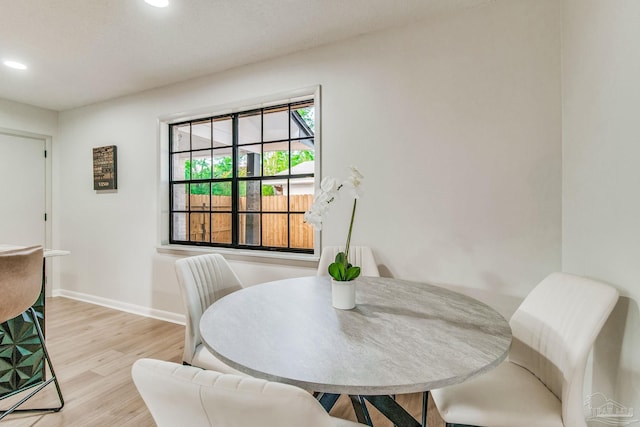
[200,276,511,395]
[0,244,70,257]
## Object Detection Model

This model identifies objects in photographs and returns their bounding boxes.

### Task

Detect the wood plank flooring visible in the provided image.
[1,297,445,426]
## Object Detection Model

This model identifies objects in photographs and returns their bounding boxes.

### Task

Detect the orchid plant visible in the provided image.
[304,166,364,282]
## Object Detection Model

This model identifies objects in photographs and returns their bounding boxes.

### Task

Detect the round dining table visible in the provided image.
[200,275,511,426]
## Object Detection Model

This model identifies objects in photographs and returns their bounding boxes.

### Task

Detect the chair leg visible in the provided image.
[0,307,64,420]
[350,395,373,426]
[421,391,428,427]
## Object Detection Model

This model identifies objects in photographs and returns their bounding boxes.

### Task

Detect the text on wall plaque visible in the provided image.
[93,145,118,190]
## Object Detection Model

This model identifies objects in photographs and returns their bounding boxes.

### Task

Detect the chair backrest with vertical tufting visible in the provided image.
[508,272,618,427]
[132,358,366,427]
[175,254,243,365]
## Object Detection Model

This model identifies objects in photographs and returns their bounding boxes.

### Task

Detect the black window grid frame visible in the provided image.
[169,100,315,253]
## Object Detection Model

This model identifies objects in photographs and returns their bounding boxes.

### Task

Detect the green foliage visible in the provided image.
[185,157,233,195]
[213,157,233,178]
[296,107,315,132]
[262,151,288,176]
[291,150,314,166]
[262,150,314,176]
[185,150,315,196]
[327,199,360,281]
[184,159,210,181]
[328,251,361,281]
[262,185,275,196]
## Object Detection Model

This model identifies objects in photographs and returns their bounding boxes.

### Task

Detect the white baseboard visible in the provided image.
[52,289,185,325]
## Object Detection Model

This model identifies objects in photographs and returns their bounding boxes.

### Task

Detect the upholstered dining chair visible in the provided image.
[431,272,619,427]
[174,253,246,375]
[132,358,366,427]
[0,246,64,420]
[317,246,380,277]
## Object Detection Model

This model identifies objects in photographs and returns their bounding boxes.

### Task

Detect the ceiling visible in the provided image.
[0,0,492,112]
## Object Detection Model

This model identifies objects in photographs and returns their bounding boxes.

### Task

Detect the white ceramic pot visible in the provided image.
[331,279,356,310]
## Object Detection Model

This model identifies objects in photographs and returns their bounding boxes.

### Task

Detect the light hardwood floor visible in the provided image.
[1,297,445,426]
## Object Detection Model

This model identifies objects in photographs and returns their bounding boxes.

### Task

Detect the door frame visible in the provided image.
[0,127,53,292]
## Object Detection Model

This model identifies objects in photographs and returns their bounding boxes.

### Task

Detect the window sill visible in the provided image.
[156,244,319,266]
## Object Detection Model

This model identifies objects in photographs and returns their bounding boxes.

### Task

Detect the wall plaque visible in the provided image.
[93,145,118,190]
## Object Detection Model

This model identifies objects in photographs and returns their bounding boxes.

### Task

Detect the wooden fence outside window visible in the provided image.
[188,194,314,249]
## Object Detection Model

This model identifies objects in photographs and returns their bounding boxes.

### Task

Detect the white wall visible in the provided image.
[562,0,640,417]
[54,0,560,318]
[0,98,57,136]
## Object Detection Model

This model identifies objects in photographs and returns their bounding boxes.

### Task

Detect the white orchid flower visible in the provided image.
[320,176,340,193]
[349,165,364,183]
[314,190,331,205]
[304,167,364,251]
[344,166,364,199]
[303,210,323,230]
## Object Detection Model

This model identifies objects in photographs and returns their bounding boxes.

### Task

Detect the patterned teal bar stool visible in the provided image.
[0,246,64,420]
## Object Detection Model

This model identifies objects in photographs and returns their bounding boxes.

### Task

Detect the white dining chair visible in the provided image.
[132,358,366,427]
[174,253,245,375]
[0,246,64,420]
[317,246,380,277]
[431,272,619,427]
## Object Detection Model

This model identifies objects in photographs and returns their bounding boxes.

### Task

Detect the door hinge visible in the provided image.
[44,150,47,158]
[44,213,47,221]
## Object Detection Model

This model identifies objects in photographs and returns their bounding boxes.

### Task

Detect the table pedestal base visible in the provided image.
[317,392,425,427]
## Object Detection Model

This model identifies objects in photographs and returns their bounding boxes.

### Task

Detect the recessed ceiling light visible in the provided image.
[3,60,27,70]
[144,0,168,7]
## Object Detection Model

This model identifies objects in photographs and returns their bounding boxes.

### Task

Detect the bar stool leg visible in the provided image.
[0,307,64,420]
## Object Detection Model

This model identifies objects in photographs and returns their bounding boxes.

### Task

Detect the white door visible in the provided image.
[0,133,46,247]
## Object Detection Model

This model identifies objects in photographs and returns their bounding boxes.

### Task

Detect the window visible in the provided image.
[169,98,316,253]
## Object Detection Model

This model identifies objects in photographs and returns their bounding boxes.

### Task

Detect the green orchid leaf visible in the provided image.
[328,261,346,281]
[344,266,361,281]
[328,251,360,281]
